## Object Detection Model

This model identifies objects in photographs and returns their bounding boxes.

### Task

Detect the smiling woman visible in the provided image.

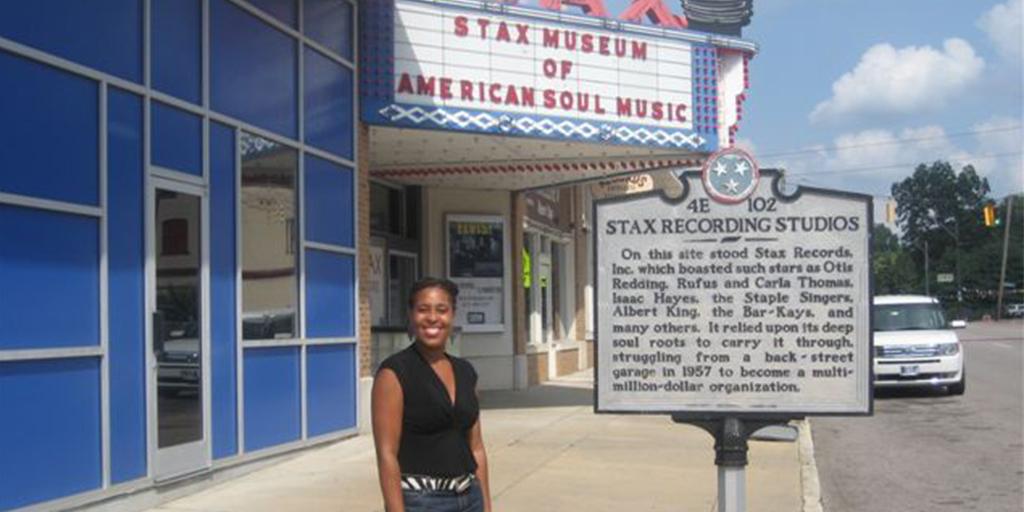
[372,278,492,512]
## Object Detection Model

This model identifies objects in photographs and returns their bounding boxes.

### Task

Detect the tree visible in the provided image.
[872,223,900,253]
[872,224,919,294]
[889,162,1021,318]
[891,161,992,264]
[890,161,996,293]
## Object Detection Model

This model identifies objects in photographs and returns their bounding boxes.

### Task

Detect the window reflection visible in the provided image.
[387,253,418,325]
[155,190,202,448]
[370,182,403,236]
[241,133,298,340]
[161,218,189,255]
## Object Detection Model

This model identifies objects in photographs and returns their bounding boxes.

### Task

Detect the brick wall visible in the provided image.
[511,192,526,357]
[556,348,579,376]
[358,123,372,377]
[527,352,548,385]
[573,186,589,343]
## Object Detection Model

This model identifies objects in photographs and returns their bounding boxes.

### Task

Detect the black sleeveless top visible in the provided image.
[378,343,480,477]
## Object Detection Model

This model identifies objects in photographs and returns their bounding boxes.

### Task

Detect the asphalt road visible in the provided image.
[812,320,1024,512]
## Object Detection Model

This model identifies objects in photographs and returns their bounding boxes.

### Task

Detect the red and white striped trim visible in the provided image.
[371,158,705,179]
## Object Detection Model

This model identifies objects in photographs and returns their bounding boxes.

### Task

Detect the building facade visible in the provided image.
[0,1,359,510]
[0,1,753,510]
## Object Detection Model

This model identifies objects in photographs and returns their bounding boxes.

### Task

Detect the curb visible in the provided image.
[797,419,824,512]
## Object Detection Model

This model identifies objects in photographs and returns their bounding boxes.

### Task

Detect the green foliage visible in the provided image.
[881,160,1022,317]
[891,161,992,267]
[873,243,920,294]
[872,223,900,253]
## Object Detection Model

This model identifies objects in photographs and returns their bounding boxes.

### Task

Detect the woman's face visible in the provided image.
[410,286,454,350]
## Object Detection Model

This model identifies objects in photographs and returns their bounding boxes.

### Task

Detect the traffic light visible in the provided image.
[983,204,997,227]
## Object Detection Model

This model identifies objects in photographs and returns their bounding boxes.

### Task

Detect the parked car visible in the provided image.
[1006,303,1024,318]
[154,315,200,396]
[872,295,965,395]
[157,337,200,396]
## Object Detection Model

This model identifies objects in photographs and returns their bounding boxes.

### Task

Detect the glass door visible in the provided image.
[150,179,210,479]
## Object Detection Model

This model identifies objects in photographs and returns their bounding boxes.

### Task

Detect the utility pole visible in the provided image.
[927,209,961,313]
[954,216,962,319]
[996,198,1014,320]
[924,240,930,297]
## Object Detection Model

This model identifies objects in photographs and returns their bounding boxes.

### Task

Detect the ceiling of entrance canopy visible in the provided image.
[367,126,707,190]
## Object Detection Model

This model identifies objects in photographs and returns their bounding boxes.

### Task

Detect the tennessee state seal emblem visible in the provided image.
[701,148,760,204]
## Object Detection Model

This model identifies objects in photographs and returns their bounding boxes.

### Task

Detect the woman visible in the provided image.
[372,277,492,512]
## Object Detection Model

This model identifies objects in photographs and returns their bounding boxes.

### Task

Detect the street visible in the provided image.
[812,320,1024,512]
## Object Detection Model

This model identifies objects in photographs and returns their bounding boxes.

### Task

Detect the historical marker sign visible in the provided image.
[594,150,873,416]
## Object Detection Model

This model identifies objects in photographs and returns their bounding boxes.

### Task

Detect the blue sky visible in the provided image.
[737,0,1022,204]
[514,0,1023,207]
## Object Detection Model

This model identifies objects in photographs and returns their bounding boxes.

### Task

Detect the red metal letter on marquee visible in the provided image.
[619,0,687,28]
[539,0,687,29]
[539,0,610,17]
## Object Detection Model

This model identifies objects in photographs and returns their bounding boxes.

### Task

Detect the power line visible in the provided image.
[785,176,889,198]
[786,174,1024,202]
[785,151,1023,177]
[756,124,1022,160]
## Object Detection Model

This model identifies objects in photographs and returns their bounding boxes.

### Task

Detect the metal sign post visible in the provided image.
[674,416,793,512]
[593,149,874,511]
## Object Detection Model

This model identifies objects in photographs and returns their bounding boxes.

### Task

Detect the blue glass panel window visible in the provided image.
[248,0,297,29]
[0,358,102,510]
[244,347,301,451]
[0,51,98,206]
[210,121,239,459]
[304,250,355,338]
[212,0,298,138]
[306,344,357,436]
[152,101,203,176]
[304,155,353,248]
[304,47,354,159]
[304,0,354,60]
[0,205,99,350]
[107,88,147,484]
[152,0,202,104]
[0,0,142,82]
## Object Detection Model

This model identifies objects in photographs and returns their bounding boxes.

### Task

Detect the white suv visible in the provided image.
[872,295,965,395]
[1006,303,1024,318]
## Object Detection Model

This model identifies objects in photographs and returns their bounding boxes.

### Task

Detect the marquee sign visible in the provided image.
[360,0,757,150]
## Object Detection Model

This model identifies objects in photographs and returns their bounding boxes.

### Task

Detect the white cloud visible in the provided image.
[972,116,1022,154]
[830,126,968,170]
[810,39,985,123]
[732,137,759,156]
[760,122,1023,201]
[971,116,1024,193]
[977,0,1023,62]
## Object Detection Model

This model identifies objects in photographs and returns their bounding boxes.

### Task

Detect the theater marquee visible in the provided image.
[360,0,757,150]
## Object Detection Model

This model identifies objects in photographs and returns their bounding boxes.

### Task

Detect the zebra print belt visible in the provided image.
[400,473,475,494]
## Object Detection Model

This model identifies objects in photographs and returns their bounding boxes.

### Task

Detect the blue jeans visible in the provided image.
[402,480,483,512]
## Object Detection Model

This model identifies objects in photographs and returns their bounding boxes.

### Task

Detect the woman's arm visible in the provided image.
[468,416,492,512]
[372,368,405,512]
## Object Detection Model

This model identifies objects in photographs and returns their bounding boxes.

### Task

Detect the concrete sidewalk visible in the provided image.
[148,372,808,512]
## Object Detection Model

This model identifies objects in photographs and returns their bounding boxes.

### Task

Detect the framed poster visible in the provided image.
[446,214,506,332]
[368,239,387,326]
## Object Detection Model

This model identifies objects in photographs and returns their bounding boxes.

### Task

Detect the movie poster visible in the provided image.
[446,215,505,332]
